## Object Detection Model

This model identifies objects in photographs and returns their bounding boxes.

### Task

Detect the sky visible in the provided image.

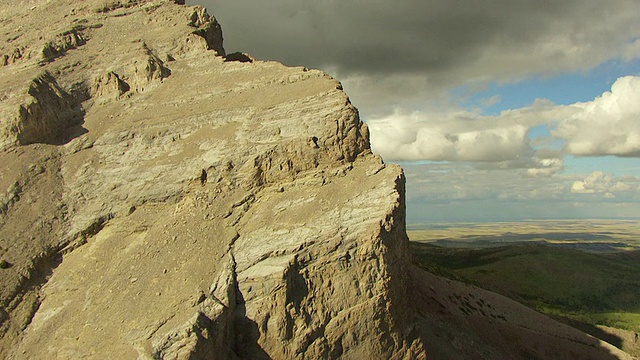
[192,0,640,224]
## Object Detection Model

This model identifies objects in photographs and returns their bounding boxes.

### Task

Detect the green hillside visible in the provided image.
[411,242,640,335]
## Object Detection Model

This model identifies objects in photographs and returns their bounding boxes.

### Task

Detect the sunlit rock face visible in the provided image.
[0,1,422,358]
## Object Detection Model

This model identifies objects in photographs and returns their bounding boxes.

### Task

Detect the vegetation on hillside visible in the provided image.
[411,242,640,354]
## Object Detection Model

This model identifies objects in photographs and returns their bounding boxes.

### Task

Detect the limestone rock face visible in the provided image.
[0,1,421,358]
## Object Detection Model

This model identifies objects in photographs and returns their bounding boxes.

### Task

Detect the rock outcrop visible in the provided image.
[0,0,421,358]
[1,1,634,359]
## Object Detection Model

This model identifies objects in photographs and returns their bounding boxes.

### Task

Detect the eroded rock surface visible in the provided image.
[2,1,633,359]
[0,1,421,358]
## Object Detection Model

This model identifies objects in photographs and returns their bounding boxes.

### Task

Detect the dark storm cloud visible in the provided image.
[195,0,640,83]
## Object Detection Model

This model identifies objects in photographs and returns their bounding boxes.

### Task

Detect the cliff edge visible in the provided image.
[0,0,422,358]
[1,1,633,359]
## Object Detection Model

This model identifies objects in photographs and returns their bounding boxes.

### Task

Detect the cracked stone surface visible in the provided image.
[2,1,630,359]
[0,1,420,358]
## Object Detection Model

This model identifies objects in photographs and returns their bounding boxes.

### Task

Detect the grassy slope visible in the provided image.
[411,242,640,353]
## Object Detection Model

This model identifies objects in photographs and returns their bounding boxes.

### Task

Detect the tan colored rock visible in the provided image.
[0,1,633,359]
[0,1,418,358]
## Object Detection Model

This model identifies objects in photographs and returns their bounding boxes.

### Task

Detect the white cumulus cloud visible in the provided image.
[370,76,640,170]
[554,76,640,157]
[367,101,576,175]
[526,158,564,177]
[571,171,633,197]
[368,110,532,163]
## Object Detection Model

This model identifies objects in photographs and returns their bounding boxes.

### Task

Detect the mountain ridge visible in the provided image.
[0,1,634,359]
[1,1,422,357]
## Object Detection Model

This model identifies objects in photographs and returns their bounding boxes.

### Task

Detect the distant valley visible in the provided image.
[409,220,640,357]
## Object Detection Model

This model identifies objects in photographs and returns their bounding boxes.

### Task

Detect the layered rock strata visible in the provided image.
[0,0,421,358]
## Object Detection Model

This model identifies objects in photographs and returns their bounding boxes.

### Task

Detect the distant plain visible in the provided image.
[408,220,640,252]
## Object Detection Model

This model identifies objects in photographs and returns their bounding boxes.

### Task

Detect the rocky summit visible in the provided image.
[0,1,635,359]
[0,0,420,358]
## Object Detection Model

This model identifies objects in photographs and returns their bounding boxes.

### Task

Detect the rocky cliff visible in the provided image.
[1,1,635,359]
[0,0,422,358]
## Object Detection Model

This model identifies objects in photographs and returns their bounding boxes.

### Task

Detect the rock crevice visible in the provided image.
[15,72,86,147]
